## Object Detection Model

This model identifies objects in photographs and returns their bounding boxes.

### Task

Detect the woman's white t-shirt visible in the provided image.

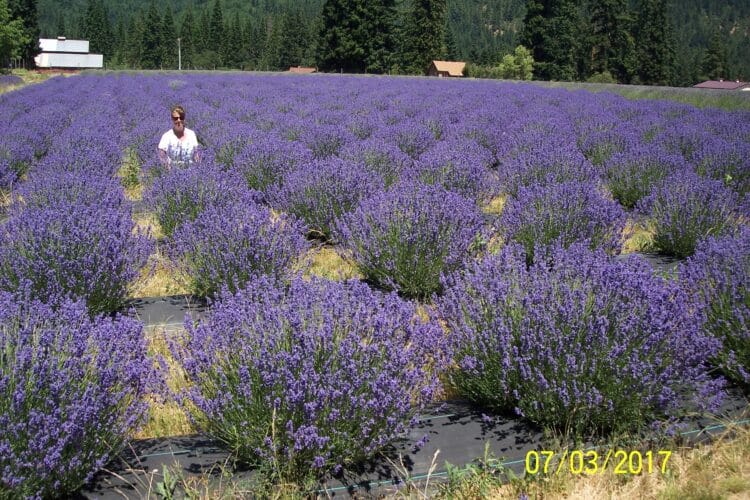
[158,128,199,167]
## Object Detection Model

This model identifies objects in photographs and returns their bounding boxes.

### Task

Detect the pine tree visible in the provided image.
[222,12,244,68]
[140,2,162,69]
[521,0,580,81]
[208,0,225,64]
[276,10,308,70]
[702,27,727,80]
[443,23,458,61]
[180,6,196,69]
[402,0,447,74]
[244,17,264,68]
[55,11,66,37]
[161,7,177,69]
[634,0,676,85]
[364,0,397,73]
[589,0,636,82]
[83,0,112,59]
[316,0,368,73]
[124,12,144,67]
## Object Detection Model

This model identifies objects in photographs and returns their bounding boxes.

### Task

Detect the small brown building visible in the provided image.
[288,66,317,74]
[693,80,749,90]
[428,60,465,78]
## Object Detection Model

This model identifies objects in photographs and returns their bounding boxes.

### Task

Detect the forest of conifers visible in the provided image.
[30,0,750,85]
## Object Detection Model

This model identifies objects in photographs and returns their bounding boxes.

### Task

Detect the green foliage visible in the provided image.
[634,0,676,85]
[0,0,30,69]
[498,45,533,80]
[702,28,729,80]
[587,70,617,83]
[521,0,581,81]
[402,0,447,74]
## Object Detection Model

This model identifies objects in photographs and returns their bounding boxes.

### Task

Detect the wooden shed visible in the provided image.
[428,60,466,78]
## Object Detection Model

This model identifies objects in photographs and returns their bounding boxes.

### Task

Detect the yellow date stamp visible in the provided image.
[525,449,672,475]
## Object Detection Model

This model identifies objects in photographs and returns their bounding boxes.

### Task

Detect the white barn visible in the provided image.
[34,37,103,69]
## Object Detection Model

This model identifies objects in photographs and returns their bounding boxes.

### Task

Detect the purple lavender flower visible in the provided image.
[143,161,261,237]
[500,181,628,264]
[439,242,724,436]
[0,201,153,314]
[171,276,448,481]
[168,200,310,297]
[269,157,384,241]
[0,294,158,498]
[638,170,747,258]
[336,181,485,299]
[680,228,750,386]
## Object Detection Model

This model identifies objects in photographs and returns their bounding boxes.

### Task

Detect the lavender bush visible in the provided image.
[439,242,724,436]
[143,162,259,237]
[171,276,447,482]
[269,157,384,241]
[638,171,747,258]
[0,294,157,498]
[168,200,309,298]
[410,139,498,203]
[500,181,628,264]
[336,182,485,299]
[0,202,153,314]
[680,229,750,386]
[604,146,686,209]
[233,134,312,195]
[498,144,601,197]
[13,169,127,211]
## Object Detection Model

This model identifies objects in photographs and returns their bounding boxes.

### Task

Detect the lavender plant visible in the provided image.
[680,228,750,386]
[168,200,309,298]
[171,276,447,483]
[0,202,153,314]
[143,162,259,237]
[439,242,724,436]
[269,157,384,241]
[410,138,498,203]
[233,134,312,195]
[500,181,628,264]
[638,171,747,258]
[0,294,157,498]
[603,146,686,209]
[336,182,485,299]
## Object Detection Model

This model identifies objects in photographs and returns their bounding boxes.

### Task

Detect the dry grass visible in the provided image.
[0,69,73,95]
[483,194,507,215]
[303,245,362,281]
[130,247,190,298]
[622,218,655,254]
[133,328,195,439]
[458,423,750,500]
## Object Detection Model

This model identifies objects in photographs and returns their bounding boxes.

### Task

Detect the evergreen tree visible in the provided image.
[161,7,177,69]
[634,0,676,85]
[402,0,447,73]
[180,6,196,69]
[702,27,727,80]
[83,0,112,59]
[316,0,368,73]
[244,17,264,68]
[444,23,458,61]
[123,12,144,67]
[55,11,66,37]
[222,12,244,68]
[589,0,636,82]
[521,0,580,81]
[140,2,162,69]
[276,10,308,70]
[208,0,225,63]
[8,0,39,66]
[364,0,397,73]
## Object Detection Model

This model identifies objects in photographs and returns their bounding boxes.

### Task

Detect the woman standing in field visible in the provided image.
[158,105,200,169]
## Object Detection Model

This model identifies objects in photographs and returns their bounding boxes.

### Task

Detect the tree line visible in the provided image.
[5,0,750,84]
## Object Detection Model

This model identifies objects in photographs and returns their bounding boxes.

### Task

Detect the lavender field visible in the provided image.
[0,73,748,496]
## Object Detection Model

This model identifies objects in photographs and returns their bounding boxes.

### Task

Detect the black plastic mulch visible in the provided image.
[82,389,749,499]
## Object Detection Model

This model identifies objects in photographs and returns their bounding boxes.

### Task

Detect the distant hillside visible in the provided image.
[38,0,750,83]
